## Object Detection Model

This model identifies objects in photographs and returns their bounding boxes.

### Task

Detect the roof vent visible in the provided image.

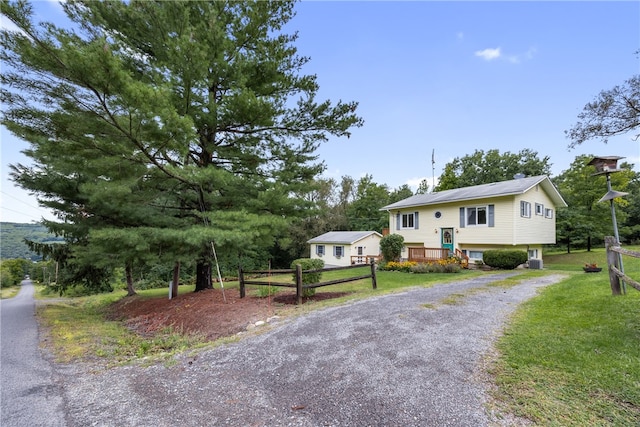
[513,173,525,179]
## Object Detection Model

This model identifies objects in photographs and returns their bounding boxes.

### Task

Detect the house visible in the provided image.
[379,175,567,265]
[308,231,383,267]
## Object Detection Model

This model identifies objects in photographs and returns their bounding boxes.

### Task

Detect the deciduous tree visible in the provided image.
[566,74,640,148]
[435,149,551,191]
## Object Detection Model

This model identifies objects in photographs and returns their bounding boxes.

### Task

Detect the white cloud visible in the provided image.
[475,47,501,61]
[507,47,538,64]
[476,46,537,64]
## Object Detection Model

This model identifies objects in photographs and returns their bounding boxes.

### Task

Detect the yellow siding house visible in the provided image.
[379,175,567,266]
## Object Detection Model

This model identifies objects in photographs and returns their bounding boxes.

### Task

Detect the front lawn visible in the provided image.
[489,248,640,425]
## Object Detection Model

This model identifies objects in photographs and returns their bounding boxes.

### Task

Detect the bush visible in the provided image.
[408,258,462,274]
[290,258,324,297]
[482,250,528,270]
[256,285,279,298]
[379,261,417,272]
[380,234,404,262]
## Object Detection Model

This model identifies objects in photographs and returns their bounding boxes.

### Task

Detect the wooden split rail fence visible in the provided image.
[605,236,640,295]
[239,261,377,305]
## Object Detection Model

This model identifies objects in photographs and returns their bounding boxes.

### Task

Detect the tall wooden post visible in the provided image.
[370,259,377,290]
[605,236,622,295]
[296,264,303,305]
[239,266,245,298]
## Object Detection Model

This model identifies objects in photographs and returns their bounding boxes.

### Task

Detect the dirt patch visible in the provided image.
[106,288,350,341]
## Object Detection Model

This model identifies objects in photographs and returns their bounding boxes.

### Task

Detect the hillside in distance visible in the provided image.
[1,222,63,261]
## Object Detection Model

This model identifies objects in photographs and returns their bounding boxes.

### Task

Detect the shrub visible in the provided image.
[408,258,462,274]
[379,261,417,272]
[290,258,324,297]
[256,284,279,297]
[482,250,528,270]
[380,234,404,262]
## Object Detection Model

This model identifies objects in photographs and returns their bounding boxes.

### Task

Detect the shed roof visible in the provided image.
[307,231,382,245]
[381,175,567,211]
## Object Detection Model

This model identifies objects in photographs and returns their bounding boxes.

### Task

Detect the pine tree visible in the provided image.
[1,0,363,292]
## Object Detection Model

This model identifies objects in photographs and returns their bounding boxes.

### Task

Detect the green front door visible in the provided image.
[441,228,454,255]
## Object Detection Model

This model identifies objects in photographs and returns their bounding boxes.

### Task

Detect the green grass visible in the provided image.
[0,284,20,299]
[37,289,207,365]
[489,247,640,425]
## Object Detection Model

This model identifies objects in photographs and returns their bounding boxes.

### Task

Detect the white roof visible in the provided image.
[381,175,567,210]
[307,231,383,245]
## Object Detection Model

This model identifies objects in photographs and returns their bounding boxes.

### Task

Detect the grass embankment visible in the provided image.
[0,284,20,299]
[492,247,640,425]
[38,285,207,364]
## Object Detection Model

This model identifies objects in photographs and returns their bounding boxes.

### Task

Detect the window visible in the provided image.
[460,205,494,228]
[468,250,483,260]
[520,201,531,218]
[535,203,544,216]
[396,211,419,230]
[466,206,487,226]
[357,246,364,256]
[528,249,538,259]
[334,246,344,258]
[545,208,553,219]
[316,245,325,256]
[402,213,414,229]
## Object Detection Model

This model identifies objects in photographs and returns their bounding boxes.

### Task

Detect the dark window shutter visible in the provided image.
[414,211,419,229]
[459,207,465,228]
[396,213,401,230]
[488,204,495,227]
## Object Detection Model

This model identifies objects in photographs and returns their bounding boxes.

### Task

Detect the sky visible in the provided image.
[1,0,639,224]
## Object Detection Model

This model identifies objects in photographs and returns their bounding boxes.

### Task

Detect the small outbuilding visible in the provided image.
[308,231,383,267]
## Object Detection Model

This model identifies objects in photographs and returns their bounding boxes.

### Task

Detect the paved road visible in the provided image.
[1,280,66,427]
[59,273,563,426]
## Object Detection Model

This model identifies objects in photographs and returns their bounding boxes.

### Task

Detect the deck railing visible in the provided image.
[407,247,469,268]
[350,255,382,265]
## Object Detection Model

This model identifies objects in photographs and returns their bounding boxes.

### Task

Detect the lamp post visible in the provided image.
[588,156,628,293]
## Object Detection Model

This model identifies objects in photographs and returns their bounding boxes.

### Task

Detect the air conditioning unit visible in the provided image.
[529,259,543,270]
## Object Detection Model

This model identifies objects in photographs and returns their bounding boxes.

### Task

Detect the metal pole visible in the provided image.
[606,173,626,293]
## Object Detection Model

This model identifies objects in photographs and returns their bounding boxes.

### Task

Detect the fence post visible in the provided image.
[239,266,245,298]
[296,264,303,305]
[370,259,377,290]
[605,236,622,295]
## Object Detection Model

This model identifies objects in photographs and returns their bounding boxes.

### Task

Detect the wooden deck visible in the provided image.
[407,247,469,268]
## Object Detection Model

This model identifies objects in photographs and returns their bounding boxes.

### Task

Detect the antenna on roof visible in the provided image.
[513,173,525,179]
[431,149,435,193]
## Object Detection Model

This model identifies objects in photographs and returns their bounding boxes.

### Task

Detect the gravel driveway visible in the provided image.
[58,273,564,427]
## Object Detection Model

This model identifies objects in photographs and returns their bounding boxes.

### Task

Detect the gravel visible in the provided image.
[58,273,565,427]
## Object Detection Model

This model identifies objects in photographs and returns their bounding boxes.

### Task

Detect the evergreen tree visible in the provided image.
[346,174,390,232]
[1,1,363,292]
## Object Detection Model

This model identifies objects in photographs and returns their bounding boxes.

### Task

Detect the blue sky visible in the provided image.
[2,1,639,223]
